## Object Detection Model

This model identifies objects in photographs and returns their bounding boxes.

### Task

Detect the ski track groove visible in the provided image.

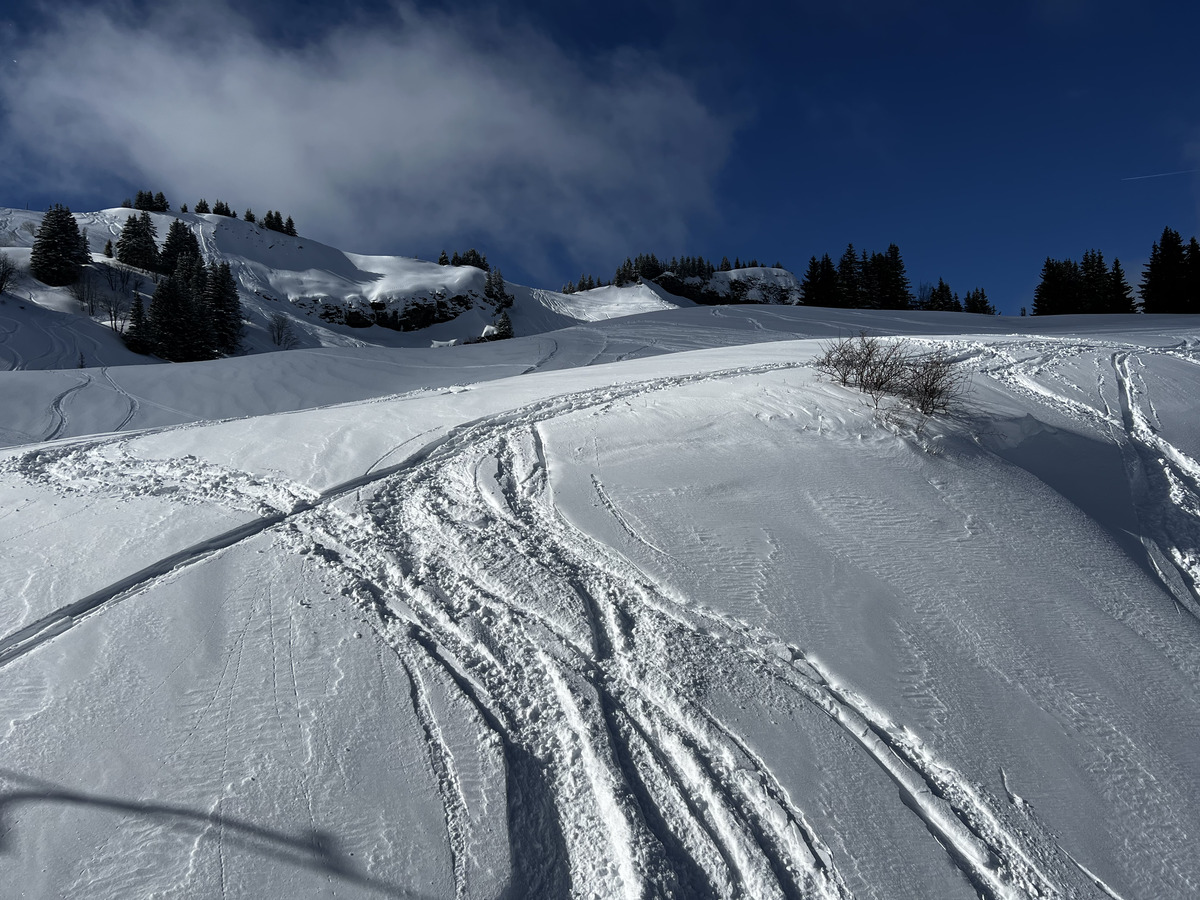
[398,654,471,900]
[2,353,1136,898]
[44,373,92,441]
[100,366,140,431]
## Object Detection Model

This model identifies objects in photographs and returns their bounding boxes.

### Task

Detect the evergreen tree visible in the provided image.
[1186,237,1200,313]
[159,219,201,275]
[104,239,114,258]
[153,191,169,212]
[962,287,995,315]
[1140,226,1188,313]
[124,294,151,354]
[438,250,450,265]
[925,278,962,312]
[29,204,89,286]
[195,199,211,214]
[243,208,256,224]
[180,203,188,213]
[877,243,913,310]
[1033,257,1083,315]
[800,254,839,307]
[211,200,233,217]
[207,261,243,356]
[283,216,296,237]
[720,256,732,271]
[835,244,861,308]
[1106,259,1137,313]
[116,212,159,272]
[484,268,514,308]
[493,310,514,339]
[1079,249,1110,314]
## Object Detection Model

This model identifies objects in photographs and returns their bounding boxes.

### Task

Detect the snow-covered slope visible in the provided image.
[1,307,1199,899]
[0,207,695,370]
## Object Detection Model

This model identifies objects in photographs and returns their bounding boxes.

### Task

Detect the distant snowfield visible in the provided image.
[2,260,1200,897]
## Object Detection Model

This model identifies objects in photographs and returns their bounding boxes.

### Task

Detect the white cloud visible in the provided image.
[0,3,732,270]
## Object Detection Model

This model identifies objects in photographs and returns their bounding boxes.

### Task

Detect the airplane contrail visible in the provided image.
[1121,168,1200,181]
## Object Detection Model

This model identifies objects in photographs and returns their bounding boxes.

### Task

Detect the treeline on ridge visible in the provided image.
[123,189,297,236]
[1032,227,1199,315]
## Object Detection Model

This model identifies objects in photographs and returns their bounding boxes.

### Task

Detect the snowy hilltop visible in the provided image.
[1,212,1200,899]
[0,205,703,371]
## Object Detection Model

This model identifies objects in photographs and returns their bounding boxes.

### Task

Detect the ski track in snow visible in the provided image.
[5,341,1195,897]
[967,337,1200,618]
[43,373,92,441]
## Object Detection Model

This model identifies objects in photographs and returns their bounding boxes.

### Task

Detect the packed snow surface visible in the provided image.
[2,305,1199,899]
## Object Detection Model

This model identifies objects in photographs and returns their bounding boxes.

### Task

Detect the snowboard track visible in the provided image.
[1,357,1120,898]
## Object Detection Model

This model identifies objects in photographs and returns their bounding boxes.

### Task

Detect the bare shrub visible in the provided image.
[815,333,968,416]
[268,312,299,349]
[897,348,970,416]
[0,251,16,295]
[857,337,912,409]
[99,289,129,333]
[814,334,861,386]
[68,269,100,315]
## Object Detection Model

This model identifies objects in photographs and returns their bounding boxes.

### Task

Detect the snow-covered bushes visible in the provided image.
[815,333,968,415]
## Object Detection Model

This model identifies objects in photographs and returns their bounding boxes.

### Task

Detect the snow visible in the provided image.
[2,219,1200,897]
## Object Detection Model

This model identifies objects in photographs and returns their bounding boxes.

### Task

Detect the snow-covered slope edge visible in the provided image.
[1,315,1198,899]
[0,206,693,369]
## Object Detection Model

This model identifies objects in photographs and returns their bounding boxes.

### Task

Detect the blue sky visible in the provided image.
[2,1,1197,314]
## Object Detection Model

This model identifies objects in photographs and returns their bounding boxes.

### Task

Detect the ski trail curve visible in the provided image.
[43,374,92,441]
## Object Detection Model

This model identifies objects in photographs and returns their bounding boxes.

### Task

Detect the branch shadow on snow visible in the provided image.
[0,769,430,899]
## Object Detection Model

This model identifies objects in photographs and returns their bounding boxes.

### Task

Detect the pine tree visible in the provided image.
[104,239,114,258]
[207,261,243,356]
[1106,259,1137,313]
[116,212,159,272]
[159,219,201,275]
[124,294,151,354]
[962,287,995,315]
[925,278,962,312]
[283,216,296,237]
[438,250,450,265]
[243,208,256,224]
[195,199,211,214]
[836,244,861,308]
[153,192,169,213]
[493,310,514,339]
[877,243,913,310]
[1079,249,1110,314]
[1186,237,1200,313]
[1141,226,1188,313]
[180,203,188,213]
[1033,257,1083,315]
[30,204,89,286]
[484,268,514,309]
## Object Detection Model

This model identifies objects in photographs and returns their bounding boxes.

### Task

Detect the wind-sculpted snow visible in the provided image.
[1,314,1199,898]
